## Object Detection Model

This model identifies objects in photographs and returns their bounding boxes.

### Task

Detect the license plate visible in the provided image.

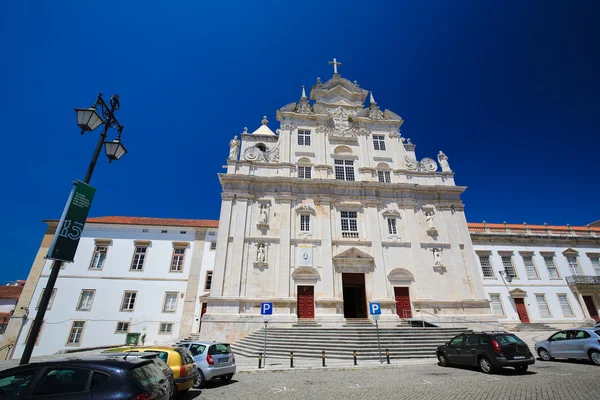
[218,358,229,364]
[513,355,525,359]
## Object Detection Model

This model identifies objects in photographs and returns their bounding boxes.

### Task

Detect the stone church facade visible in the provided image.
[202,66,494,343]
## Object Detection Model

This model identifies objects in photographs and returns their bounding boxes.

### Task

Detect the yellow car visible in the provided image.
[121,346,198,394]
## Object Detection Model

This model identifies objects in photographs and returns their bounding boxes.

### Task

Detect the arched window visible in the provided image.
[377,162,391,183]
[297,157,312,179]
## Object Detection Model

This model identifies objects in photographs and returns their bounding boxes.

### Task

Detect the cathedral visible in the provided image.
[201,60,494,343]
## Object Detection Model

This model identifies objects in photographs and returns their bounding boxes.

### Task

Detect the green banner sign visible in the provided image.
[47,181,96,262]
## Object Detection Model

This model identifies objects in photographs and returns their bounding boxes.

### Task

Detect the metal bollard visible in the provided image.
[322,351,326,367]
[353,350,357,365]
[258,353,263,369]
[290,352,294,368]
[386,349,390,364]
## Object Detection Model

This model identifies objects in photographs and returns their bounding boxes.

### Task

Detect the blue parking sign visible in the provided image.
[261,302,273,315]
[369,302,381,315]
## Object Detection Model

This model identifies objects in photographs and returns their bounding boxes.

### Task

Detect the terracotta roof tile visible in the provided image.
[45,216,220,229]
[467,222,599,232]
[0,286,24,300]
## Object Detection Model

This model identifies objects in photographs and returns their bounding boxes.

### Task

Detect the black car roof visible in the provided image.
[0,357,151,375]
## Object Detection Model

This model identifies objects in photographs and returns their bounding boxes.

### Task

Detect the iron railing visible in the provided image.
[566,275,600,285]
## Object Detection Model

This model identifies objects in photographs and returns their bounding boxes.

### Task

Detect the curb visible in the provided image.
[237,359,438,374]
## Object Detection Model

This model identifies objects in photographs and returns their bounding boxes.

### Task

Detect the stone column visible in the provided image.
[366,201,389,299]
[223,195,252,297]
[210,194,234,297]
[276,195,293,299]
[405,204,432,300]
[317,198,334,298]
[179,229,207,339]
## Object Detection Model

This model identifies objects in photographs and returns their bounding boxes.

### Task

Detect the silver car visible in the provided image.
[535,328,600,365]
[176,341,236,387]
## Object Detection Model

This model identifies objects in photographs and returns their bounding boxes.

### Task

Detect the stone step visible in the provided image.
[244,332,462,340]
[239,337,449,346]
[231,345,437,359]
[247,328,466,334]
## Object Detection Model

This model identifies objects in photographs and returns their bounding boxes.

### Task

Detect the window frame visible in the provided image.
[535,293,552,318]
[297,129,311,146]
[158,322,174,335]
[500,253,518,278]
[115,321,130,333]
[162,292,179,313]
[66,320,86,346]
[334,159,355,181]
[25,320,45,345]
[387,217,397,235]
[298,165,312,179]
[372,135,386,151]
[521,252,539,279]
[76,289,96,311]
[588,253,600,276]
[340,210,359,238]
[36,288,57,310]
[377,170,391,183]
[300,214,311,233]
[477,253,494,279]
[89,244,108,270]
[170,246,187,273]
[566,255,581,276]
[489,293,505,317]
[209,242,217,251]
[542,253,561,279]
[120,291,138,312]
[557,293,574,317]
[130,245,148,271]
[204,271,213,291]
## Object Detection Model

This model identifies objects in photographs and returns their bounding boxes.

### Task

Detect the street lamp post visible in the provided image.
[19,93,127,365]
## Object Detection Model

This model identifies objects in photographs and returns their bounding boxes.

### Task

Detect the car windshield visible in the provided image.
[208,344,232,355]
[493,334,524,345]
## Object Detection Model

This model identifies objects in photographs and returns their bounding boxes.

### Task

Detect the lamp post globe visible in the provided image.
[74,107,103,133]
[104,138,128,162]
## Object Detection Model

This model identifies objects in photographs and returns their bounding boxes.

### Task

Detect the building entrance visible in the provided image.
[342,273,367,318]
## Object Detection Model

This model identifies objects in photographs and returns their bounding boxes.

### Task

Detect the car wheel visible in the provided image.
[437,353,449,367]
[514,365,528,373]
[538,348,552,361]
[220,374,233,383]
[194,371,205,389]
[478,356,495,374]
[589,350,600,366]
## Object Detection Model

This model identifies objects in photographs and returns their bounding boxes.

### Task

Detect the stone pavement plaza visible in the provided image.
[185,360,599,400]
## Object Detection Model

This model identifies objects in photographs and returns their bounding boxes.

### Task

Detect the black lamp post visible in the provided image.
[20,93,127,365]
[499,270,514,284]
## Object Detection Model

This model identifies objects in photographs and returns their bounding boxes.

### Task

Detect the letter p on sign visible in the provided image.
[369,302,381,315]
[261,302,273,315]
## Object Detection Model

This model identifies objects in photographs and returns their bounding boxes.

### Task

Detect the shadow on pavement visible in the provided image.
[538,358,596,366]
[437,363,537,376]
[180,379,239,399]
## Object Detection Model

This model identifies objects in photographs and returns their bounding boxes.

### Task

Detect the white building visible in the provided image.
[0,216,218,359]
[202,64,493,343]
[470,222,600,329]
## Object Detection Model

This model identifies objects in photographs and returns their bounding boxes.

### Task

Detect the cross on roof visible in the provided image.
[329,58,342,74]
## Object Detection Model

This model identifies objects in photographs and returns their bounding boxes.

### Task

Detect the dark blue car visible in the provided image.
[0,357,171,399]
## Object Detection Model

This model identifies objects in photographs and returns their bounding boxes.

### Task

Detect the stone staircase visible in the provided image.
[512,323,556,332]
[231,325,466,360]
[178,333,201,343]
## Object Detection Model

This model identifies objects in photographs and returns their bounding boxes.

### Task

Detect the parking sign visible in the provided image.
[369,302,381,315]
[261,302,273,315]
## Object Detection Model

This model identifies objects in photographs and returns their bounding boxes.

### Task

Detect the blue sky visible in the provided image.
[1,1,598,283]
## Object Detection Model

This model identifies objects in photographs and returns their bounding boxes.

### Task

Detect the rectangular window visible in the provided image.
[490,294,504,317]
[522,255,539,279]
[478,255,494,278]
[121,291,137,311]
[300,215,310,232]
[25,320,44,345]
[591,256,600,276]
[89,245,107,269]
[377,170,391,183]
[501,255,517,278]
[115,321,130,333]
[170,247,186,272]
[298,166,312,179]
[557,294,574,316]
[159,322,173,334]
[341,211,358,238]
[536,294,551,317]
[298,129,311,146]
[67,321,86,345]
[566,256,580,276]
[543,255,560,279]
[334,159,355,181]
[205,271,213,291]
[373,135,386,151]
[36,288,57,310]
[76,289,95,311]
[131,246,147,271]
[210,242,217,250]
[387,218,397,235]
[163,292,178,312]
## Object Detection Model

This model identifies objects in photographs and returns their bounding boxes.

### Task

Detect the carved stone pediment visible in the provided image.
[333,247,374,273]
[382,209,401,218]
[292,266,320,281]
[295,205,316,214]
[387,268,414,282]
[509,288,527,298]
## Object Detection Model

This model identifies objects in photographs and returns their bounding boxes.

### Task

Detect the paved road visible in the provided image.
[182,359,599,400]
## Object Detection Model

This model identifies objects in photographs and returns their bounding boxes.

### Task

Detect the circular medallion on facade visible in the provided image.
[303,252,309,260]
[420,157,438,172]
[243,146,261,161]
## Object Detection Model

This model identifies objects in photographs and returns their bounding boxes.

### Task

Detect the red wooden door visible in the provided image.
[583,296,599,321]
[514,298,530,323]
[198,303,208,333]
[394,287,412,318]
[298,286,315,318]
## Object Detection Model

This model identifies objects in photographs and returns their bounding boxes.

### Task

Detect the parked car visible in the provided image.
[436,331,535,374]
[93,352,176,398]
[120,346,198,394]
[176,341,236,387]
[594,322,600,329]
[535,328,600,366]
[0,357,171,400]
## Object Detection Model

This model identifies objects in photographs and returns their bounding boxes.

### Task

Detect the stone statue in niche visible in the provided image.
[259,205,268,225]
[438,151,451,172]
[228,135,240,160]
[425,211,435,229]
[257,244,266,262]
[433,248,443,266]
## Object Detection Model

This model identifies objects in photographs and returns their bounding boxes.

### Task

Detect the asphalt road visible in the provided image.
[182,359,599,400]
